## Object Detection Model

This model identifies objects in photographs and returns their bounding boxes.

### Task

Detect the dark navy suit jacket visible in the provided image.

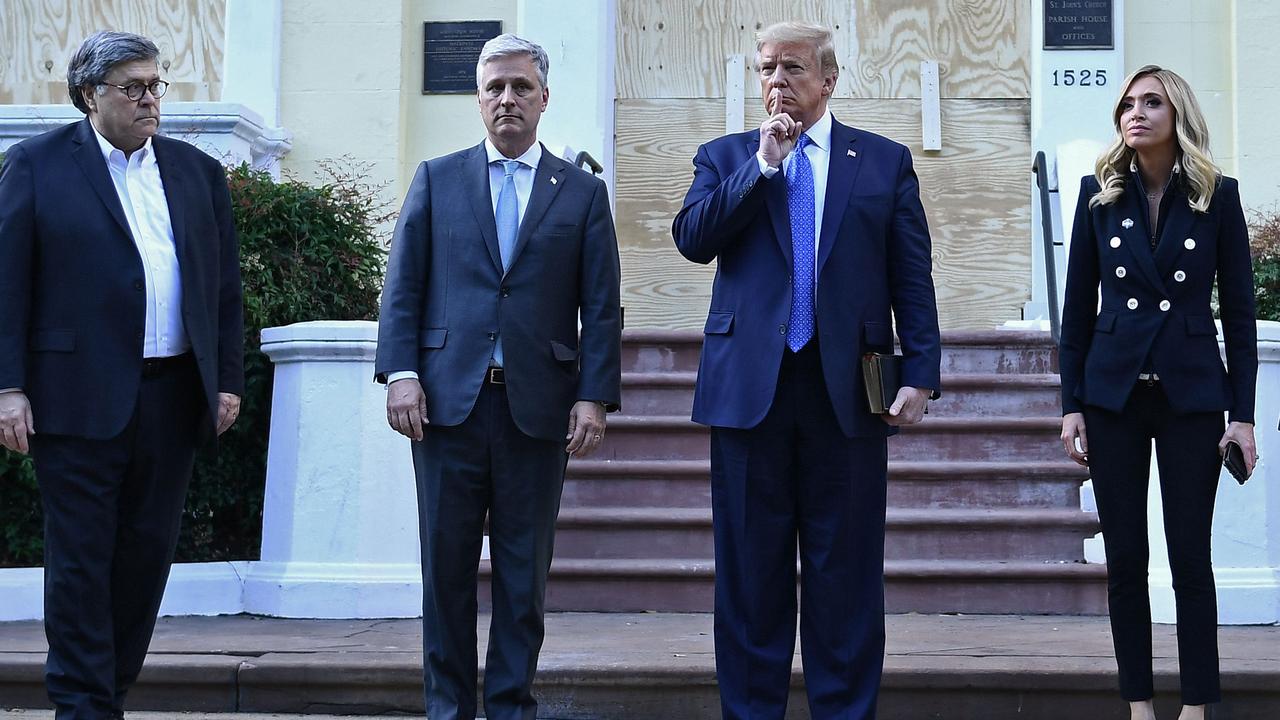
[374,142,622,441]
[0,119,244,440]
[1059,174,1257,422]
[671,117,941,438]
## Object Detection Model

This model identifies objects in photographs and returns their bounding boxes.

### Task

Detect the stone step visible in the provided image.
[550,507,1097,562]
[478,558,1108,614]
[563,460,1089,510]
[619,372,1063,417]
[620,329,1058,375]
[593,416,1066,463]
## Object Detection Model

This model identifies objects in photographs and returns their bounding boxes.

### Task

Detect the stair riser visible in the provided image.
[561,474,1087,510]
[620,385,1062,417]
[594,430,1065,462]
[551,525,1095,562]
[478,577,1106,615]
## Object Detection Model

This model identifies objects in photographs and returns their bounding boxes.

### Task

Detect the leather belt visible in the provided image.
[486,367,505,385]
[141,353,194,378]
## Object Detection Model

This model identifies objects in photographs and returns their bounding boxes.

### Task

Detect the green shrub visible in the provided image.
[0,158,389,567]
[1250,205,1280,322]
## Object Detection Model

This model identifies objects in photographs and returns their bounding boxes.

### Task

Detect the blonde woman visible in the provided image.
[1058,65,1258,720]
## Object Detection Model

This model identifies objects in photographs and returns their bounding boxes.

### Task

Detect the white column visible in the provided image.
[1150,321,1280,624]
[1234,0,1280,210]
[242,321,422,619]
[516,0,617,194]
[221,0,291,174]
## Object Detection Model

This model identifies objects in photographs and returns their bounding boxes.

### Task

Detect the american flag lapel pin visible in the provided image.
[550,176,558,185]
[848,150,857,158]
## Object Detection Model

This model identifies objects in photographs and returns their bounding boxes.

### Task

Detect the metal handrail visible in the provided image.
[1032,150,1061,344]
[574,151,603,175]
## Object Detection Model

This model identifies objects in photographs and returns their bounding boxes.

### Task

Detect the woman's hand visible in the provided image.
[1061,412,1089,466]
[1219,421,1257,475]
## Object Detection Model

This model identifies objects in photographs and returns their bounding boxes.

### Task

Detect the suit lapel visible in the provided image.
[817,119,861,277]
[1117,185,1166,293]
[151,138,189,271]
[70,119,134,242]
[464,143,504,275]
[506,146,565,274]
[1153,189,1195,277]
[746,134,793,265]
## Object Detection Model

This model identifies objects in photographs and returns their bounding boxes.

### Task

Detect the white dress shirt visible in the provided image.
[92,124,189,358]
[757,109,833,288]
[386,140,544,385]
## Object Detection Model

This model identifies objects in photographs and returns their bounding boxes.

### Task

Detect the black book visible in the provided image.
[861,352,902,415]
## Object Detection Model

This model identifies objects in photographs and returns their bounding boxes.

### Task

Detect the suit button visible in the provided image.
[778,325,786,335]
[133,279,144,291]
[1159,300,1171,312]
[487,332,496,340]
[500,287,510,297]
[1184,238,1196,250]
[1174,270,1186,282]
[1127,298,1139,310]
[1115,266,1127,278]
[1110,236,1122,248]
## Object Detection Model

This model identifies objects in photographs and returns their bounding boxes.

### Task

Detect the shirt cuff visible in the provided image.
[386,371,419,385]
[0,387,21,394]
[757,152,780,178]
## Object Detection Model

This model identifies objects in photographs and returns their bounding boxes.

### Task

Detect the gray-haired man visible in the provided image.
[0,31,243,718]
[374,33,621,720]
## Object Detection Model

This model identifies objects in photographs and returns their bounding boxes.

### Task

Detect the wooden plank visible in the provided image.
[615,98,1031,330]
[616,0,1027,100]
[0,0,225,106]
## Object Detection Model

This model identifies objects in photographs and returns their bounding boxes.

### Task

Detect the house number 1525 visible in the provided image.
[1052,69,1108,87]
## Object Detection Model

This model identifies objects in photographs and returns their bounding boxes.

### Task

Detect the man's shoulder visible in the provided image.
[700,129,755,153]
[838,121,909,156]
[426,142,483,170]
[8,120,81,159]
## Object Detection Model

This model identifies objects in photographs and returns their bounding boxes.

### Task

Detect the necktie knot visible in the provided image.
[794,134,811,153]
[500,159,520,178]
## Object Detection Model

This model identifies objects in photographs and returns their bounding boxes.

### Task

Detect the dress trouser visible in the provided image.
[410,377,568,720]
[1083,381,1224,705]
[710,341,890,720]
[31,355,204,720]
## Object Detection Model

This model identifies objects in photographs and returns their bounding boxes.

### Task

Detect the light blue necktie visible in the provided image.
[493,159,520,366]
[786,134,815,352]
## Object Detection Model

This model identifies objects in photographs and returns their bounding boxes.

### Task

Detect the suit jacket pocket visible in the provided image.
[550,340,579,362]
[30,329,75,352]
[1094,311,1117,334]
[420,328,447,348]
[1185,315,1218,337]
[862,321,892,349]
[704,311,734,335]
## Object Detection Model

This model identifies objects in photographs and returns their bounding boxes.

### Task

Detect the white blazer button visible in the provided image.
[1159,300,1171,312]
[1110,236,1122,248]
[1127,298,1139,310]
[1174,270,1186,282]
[1184,238,1196,250]
[1115,266,1127,278]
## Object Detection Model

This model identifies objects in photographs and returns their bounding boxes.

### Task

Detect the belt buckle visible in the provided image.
[488,367,505,385]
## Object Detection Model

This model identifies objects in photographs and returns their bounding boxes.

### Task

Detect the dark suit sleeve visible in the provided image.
[1214,178,1258,424]
[0,146,34,391]
[374,161,432,383]
[1059,179,1101,416]
[213,163,245,396]
[576,179,622,411]
[671,144,772,264]
[886,147,942,394]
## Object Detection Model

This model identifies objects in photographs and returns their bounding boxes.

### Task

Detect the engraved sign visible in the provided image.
[423,21,502,94]
[1044,0,1114,50]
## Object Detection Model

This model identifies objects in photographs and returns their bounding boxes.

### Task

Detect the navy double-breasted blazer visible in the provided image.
[671,117,941,438]
[0,119,244,441]
[1059,173,1257,422]
[374,143,622,441]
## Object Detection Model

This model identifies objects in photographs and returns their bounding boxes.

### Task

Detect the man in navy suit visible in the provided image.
[0,31,243,719]
[375,34,621,720]
[672,21,941,719]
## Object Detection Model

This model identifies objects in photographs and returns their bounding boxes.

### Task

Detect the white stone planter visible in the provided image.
[240,321,422,618]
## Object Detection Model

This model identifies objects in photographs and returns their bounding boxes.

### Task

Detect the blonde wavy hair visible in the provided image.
[1090,65,1219,212]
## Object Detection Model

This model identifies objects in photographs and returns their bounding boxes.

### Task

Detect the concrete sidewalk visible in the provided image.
[2,613,1278,718]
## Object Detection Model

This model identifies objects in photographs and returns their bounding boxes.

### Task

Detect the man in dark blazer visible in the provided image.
[0,31,243,719]
[374,33,621,720]
[671,21,941,720]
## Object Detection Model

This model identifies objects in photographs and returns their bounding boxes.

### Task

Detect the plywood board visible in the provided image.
[616,97,1031,330]
[0,0,225,105]
[617,0,1028,100]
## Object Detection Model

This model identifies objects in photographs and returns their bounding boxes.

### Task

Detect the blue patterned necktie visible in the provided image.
[786,134,815,352]
[493,159,520,366]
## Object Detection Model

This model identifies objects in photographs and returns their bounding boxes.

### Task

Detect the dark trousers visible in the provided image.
[1083,382,1224,705]
[710,342,889,720]
[30,356,203,720]
[410,379,568,720]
